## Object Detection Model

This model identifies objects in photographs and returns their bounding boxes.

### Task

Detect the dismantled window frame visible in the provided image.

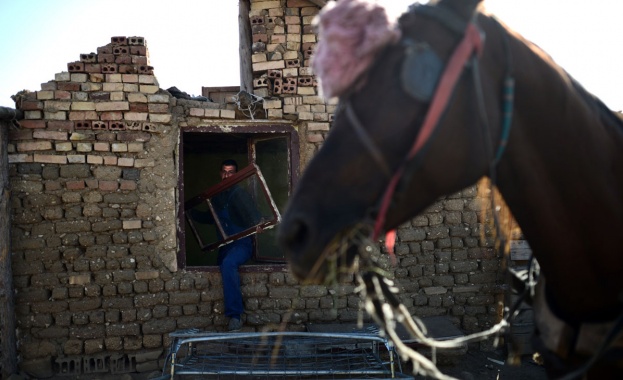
[184,164,281,252]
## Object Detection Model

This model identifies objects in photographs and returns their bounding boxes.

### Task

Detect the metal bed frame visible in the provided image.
[159,329,413,379]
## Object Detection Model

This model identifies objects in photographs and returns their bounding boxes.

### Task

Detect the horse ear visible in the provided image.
[436,0,483,20]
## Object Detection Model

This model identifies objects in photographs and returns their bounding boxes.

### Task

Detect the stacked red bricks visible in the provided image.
[10,36,169,172]
[69,36,152,76]
[250,0,336,143]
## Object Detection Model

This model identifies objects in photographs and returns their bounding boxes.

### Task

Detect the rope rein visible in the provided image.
[353,240,532,379]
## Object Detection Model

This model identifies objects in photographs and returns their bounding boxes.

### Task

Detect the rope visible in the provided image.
[352,239,534,380]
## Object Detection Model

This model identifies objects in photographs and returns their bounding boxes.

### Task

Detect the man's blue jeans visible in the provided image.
[218,237,252,319]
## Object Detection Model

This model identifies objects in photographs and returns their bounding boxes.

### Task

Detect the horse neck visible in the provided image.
[494,34,623,321]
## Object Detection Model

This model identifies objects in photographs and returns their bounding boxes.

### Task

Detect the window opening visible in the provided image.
[179,127,298,269]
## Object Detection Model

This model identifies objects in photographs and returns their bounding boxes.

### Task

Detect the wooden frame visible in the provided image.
[184,164,281,252]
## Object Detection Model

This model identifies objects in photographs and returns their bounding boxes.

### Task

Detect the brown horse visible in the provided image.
[278,0,623,377]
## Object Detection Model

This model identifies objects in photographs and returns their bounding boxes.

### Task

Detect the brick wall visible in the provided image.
[247,0,336,162]
[5,1,507,377]
[9,35,184,378]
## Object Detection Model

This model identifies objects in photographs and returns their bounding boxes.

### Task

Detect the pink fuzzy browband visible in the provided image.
[312,0,401,99]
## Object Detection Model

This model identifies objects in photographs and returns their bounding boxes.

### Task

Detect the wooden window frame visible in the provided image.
[184,163,281,252]
[176,124,299,271]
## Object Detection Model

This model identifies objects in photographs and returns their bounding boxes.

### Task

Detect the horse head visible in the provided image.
[279,0,502,282]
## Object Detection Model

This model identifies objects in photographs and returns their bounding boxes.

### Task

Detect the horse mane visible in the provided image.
[489,13,623,139]
[568,77,623,137]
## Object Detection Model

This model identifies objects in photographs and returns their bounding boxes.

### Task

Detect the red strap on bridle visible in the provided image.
[373,24,484,257]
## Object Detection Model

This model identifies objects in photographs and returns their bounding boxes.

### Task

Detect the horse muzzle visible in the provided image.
[278,215,359,283]
[278,216,319,280]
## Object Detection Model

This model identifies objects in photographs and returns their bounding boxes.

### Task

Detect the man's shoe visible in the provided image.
[228,318,242,331]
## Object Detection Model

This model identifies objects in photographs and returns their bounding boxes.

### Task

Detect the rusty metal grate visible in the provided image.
[160,330,413,379]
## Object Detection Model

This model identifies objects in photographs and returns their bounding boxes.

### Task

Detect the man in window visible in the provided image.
[193,159,261,331]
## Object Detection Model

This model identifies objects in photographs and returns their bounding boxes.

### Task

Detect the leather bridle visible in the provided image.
[342,4,510,250]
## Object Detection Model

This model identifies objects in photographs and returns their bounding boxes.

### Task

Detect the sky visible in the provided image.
[0,0,621,110]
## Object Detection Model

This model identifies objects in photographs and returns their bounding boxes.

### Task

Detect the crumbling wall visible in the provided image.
[8,36,183,378]
[5,0,508,377]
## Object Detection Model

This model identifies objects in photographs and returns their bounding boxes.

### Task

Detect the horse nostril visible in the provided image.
[279,218,310,254]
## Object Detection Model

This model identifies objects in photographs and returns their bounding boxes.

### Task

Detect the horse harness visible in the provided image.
[343,3,623,377]
[343,4,513,243]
